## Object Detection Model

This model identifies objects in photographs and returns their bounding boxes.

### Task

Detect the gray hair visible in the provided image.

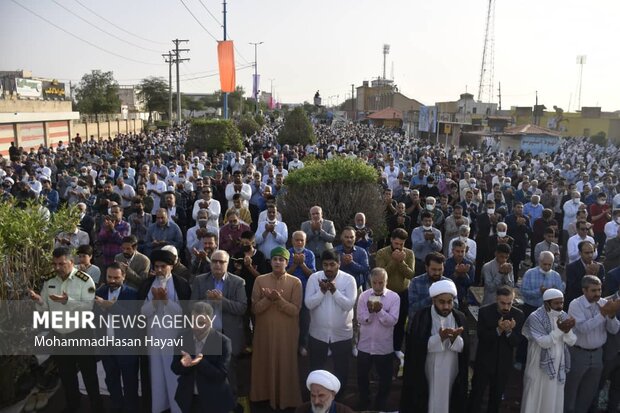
[369,267,388,281]
[581,275,601,289]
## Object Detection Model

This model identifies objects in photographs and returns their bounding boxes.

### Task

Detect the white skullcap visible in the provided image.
[429,280,457,298]
[306,370,340,393]
[543,289,563,301]
[4,177,14,185]
[161,245,178,257]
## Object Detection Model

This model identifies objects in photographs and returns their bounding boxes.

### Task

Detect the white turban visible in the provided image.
[429,280,457,298]
[306,370,340,393]
[161,245,178,257]
[543,289,563,301]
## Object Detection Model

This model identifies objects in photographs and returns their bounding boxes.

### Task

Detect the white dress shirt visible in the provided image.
[305,270,357,343]
[567,234,597,264]
[568,295,620,350]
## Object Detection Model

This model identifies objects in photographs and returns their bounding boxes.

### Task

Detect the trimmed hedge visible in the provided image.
[186,119,243,153]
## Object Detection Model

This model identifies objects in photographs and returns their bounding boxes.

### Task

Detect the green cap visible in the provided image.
[270,246,290,260]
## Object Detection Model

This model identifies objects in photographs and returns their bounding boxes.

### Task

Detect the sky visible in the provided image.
[2,0,620,111]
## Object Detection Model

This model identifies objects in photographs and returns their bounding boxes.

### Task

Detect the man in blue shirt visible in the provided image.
[443,239,475,309]
[287,230,316,356]
[334,227,370,290]
[411,211,443,276]
[408,252,454,316]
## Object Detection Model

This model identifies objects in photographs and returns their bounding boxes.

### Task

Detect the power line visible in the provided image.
[178,0,218,42]
[182,64,254,81]
[10,0,164,66]
[52,0,162,53]
[71,0,168,46]
[197,0,222,26]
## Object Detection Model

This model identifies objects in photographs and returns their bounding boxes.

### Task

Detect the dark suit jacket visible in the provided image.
[400,306,469,413]
[95,284,141,346]
[190,272,247,355]
[171,329,235,413]
[564,259,606,310]
[473,303,524,375]
[79,214,95,242]
[169,206,188,232]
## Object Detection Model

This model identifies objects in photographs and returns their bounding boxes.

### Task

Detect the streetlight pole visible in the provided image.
[249,41,263,115]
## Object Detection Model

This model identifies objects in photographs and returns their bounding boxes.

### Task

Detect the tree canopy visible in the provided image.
[186,119,243,153]
[136,76,169,122]
[75,70,121,118]
[277,106,316,146]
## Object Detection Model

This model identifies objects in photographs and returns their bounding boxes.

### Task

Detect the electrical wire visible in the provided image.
[197,0,222,26]
[178,0,219,42]
[71,0,168,46]
[182,64,254,81]
[10,0,164,66]
[52,0,162,53]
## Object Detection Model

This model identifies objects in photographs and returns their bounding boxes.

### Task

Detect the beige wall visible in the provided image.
[0,118,144,155]
[0,99,72,113]
[69,118,144,141]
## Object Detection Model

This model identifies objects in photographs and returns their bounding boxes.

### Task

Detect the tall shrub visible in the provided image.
[277,107,316,146]
[186,119,243,153]
[278,157,385,241]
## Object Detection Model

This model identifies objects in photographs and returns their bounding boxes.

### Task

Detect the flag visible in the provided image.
[217,41,236,93]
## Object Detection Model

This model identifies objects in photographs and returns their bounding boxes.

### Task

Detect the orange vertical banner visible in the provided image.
[217,40,236,93]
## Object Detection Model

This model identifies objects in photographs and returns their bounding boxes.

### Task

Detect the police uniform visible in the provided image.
[36,267,102,412]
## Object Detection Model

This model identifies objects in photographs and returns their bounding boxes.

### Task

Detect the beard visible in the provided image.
[434,303,452,317]
[311,401,333,413]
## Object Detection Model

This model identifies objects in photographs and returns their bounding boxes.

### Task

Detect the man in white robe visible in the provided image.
[139,249,191,413]
[401,279,469,413]
[521,289,577,413]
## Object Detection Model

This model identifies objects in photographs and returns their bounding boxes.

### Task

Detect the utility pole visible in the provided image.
[351,83,355,120]
[250,41,264,115]
[498,81,502,111]
[163,51,174,126]
[534,90,538,125]
[222,0,228,119]
[172,39,189,124]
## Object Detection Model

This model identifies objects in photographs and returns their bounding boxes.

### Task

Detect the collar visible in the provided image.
[213,272,228,282]
[582,296,602,309]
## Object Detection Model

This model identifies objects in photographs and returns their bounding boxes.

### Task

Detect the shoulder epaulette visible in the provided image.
[75,270,91,282]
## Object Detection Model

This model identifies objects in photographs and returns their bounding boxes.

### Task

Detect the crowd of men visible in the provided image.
[5,119,620,413]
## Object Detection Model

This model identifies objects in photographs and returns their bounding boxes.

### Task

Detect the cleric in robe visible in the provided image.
[520,288,577,413]
[400,279,469,413]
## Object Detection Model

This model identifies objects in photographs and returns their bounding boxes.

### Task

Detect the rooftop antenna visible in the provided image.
[576,55,586,110]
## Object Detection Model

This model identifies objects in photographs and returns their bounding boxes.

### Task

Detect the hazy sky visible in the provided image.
[2,0,619,110]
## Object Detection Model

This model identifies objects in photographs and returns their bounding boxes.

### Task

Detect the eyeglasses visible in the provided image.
[211,259,227,264]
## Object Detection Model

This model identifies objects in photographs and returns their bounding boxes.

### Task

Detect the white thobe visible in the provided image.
[520,313,577,413]
[141,276,183,413]
[425,308,463,413]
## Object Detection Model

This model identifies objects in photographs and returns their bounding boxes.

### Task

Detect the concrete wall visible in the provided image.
[0,118,144,155]
[0,99,72,113]
[69,118,144,141]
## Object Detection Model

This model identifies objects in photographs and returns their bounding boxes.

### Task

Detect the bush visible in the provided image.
[277,107,316,146]
[278,157,385,242]
[590,131,607,146]
[254,114,265,127]
[237,116,261,137]
[186,119,243,153]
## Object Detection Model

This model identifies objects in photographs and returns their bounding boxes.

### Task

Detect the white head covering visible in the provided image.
[429,280,457,298]
[543,288,563,301]
[306,370,340,393]
[161,245,178,257]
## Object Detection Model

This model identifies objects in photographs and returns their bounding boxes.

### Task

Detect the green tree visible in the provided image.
[254,114,266,127]
[590,131,607,146]
[278,157,385,240]
[186,119,243,153]
[277,106,316,146]
[136,77,169,124]
[183,95,205,118]
[237,115,260,137]
[75,70,121,121]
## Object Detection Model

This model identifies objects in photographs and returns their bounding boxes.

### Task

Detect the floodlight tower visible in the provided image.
[477,0,496,103]
[383,44,390,80]
[576,55,587,110]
